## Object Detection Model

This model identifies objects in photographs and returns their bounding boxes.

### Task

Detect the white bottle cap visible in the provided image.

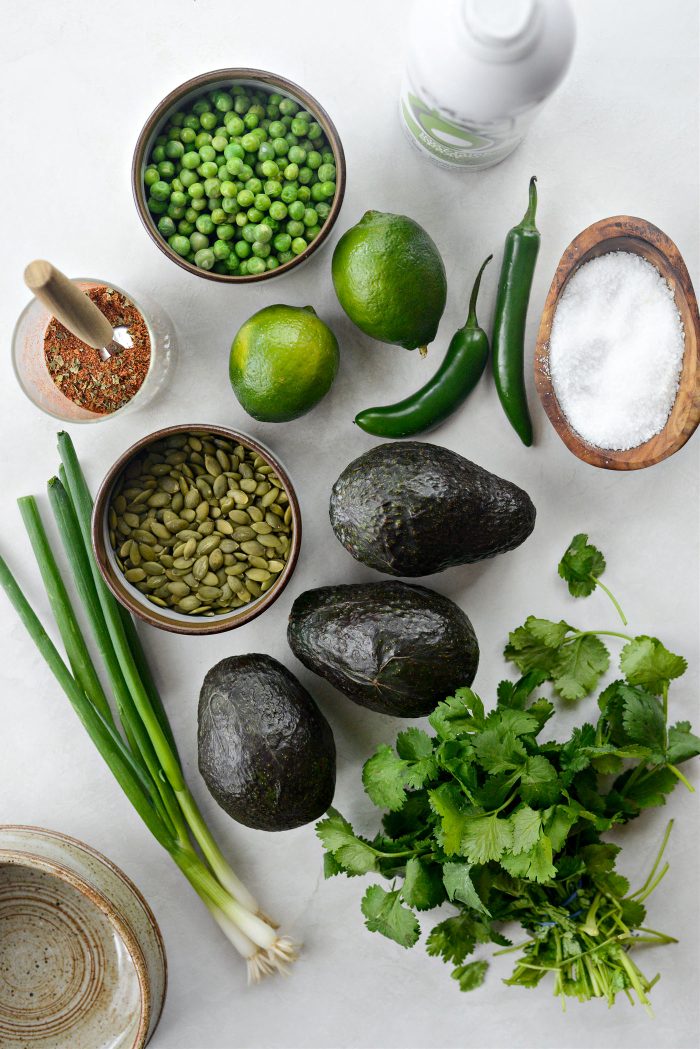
[462,0,537,46]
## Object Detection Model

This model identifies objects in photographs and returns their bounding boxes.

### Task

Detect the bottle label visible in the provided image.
[400,89,526,170]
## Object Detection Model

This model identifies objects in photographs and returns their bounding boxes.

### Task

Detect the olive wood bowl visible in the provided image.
[132,68,346,283]
[534,215,700,470]
[92,424,301,635]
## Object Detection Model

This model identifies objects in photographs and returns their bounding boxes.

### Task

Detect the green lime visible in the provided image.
[229,304,339,422]
[331,210,447,352]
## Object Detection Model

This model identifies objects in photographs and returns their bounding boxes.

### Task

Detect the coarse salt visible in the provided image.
[548,251,685,450]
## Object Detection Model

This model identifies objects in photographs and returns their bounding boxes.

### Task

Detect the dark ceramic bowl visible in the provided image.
[132,68,346,283]
[92,424,302,635]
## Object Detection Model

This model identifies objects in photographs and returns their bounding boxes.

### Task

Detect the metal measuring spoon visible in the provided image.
[24,260,133,361]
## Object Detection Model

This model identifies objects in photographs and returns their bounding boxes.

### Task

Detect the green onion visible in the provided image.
[0,434,296,982]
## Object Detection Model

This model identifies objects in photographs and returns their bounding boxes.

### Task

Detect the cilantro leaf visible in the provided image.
[429,688,485,739]
[620,636,687,694]
[382,791,432,841]
[436,739,477,793]
[323,852,342,878]
[361,885,420,948]
[426,914,478,965]
[558,533,605,598]
[621,688,666,758]
[580,843,620,874]
[362,745,410,811]
[552,634,609,701]
[612,765,678,811]
[452,959,489,991]
[543,804,577,852]
[667,721,700,765]
[396,727,434,762]
[316,808,378,875]
[505,617,571,676]
[442,862,490,915]
[474,727,527,774]
[519,755,561,807]
[501,833,555,882]
[510,805,543,854]
[429,782,471,855]
[497,670,549,709]
[461,814,514,865]
[402,857,446,910]
[488,707,540,737]
[363,737,437,812]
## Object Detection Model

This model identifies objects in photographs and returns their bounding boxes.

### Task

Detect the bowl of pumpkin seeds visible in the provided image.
[92,425,301,634]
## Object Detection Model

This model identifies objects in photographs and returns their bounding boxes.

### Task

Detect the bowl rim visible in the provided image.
[91,423,302,635]
[534,214,700,470]
[0,824,166,1049]
[131,67,346,283]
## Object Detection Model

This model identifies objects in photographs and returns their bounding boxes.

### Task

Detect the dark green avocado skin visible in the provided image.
[329,441,536,577]
[287,581,479,717]
[197,654,336,831]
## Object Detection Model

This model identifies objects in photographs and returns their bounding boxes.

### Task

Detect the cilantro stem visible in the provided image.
[667,763,695,792]
[564,629,633,644]
[631,819,673,899]
[634,863,669,904]
[591,577,628,625]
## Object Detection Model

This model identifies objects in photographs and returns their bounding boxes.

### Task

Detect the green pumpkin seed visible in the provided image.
[209,549,224,571]
[198,520,215,536]
[229,509,251,525]
[159,477,180,494]
[213,475,228,499]
[167,581,191,597]
[267,559,285,573]
[248,555,269,570]
[180,508,196,522]
[197,535,221,556]
[178,595,201,612]
[195,501,210,521]
[230,490,250,506]
[150,521,171,540]
[240,540,265,557]
[125,568,146,583]
[215,519,233,535]
[185,489,201,510]
[246,567,271,582]
[239,478,257,493]
[193,555,209,580]
[225,563,248,577]
[251,522,273,535]
[257,533,280,549]
[261,489,278,507]
[197,585,222,601]
[173,557,194,570]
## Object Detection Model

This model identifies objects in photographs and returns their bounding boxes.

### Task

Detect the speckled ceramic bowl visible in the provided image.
[0,826,166,1048]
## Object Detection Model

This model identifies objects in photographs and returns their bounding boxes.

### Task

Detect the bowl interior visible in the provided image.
[0,861,141,1049]
[133,69,345,283]
[95,425,301,635]
[535,217,700,469]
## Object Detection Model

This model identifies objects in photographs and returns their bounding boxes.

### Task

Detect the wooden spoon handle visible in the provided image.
[24,260,113,349]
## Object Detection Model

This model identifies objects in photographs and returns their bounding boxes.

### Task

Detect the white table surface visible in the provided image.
[1,2,698,1047]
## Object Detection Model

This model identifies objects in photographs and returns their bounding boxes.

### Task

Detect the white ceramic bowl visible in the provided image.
[0,826,166,1048]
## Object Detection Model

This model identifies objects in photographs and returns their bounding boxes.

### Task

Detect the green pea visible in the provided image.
[152,144,166,163]
[241,132,259,153]
[210,207,226,225]
[190,231,209,251]
[242,224,258,244]
[261,159,279,178]
[170,234,190,256]
[196,214,215,234]
[158,216,176,237]
[291,237,307,255]
[165,140,185,160]
[200,111,218,130]
[225,115,245,136]
[316,201,331,220]
[298,166,313,185]
[303,207,318,227]
[211,134,228,152]
[288,145,306,165]
[188,182,204,199]
[214,91,233,112]
[287,220,304,238]
[213,239,230,260]
[308,122,323,141]
[199,144,216,162]
[272,137,289,156]
[254,193,271,212]
[273,232,291,252]
[265,180,282,198]
[180,127,196,144]
[257,141,276,163]
[246,208,263,224]
[320,180,336,198]
[182,151,201,170]
[217,223,235,241]
[222,197,240,215]
[178,220,195,236]
[199,161,218,179]
[194,247,215,270]
[269,200,287,221]
[280,184,298,204]
[247,257,266,275]
[279,98,298,116]
[278,249,294,264]
[204,177,221,198]
[194,132,212,149]
[306,225,321,241]
[234,240,251,259]
[253,223,272,244]
[144,166,159,186]
[288,200,305,221]
[151,180,171,201]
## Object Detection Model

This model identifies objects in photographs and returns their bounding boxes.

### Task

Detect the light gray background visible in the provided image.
[1,2,698,1047]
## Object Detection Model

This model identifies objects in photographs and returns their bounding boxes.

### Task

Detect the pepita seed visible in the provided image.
[173,557,195,570]
[178,595,201,612]
[197,535,221,556]
[193,556,209,580]
[252,522,273,534]
[167,581,191,597]
[248,555,269,570]
[183,538,197,559]
[209,549,224,571]
[246,568,271,582]
[228,509,251,525]
[125,568,146,583]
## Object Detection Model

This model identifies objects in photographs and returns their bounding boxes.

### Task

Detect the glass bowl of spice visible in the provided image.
[12,277,176,423]
[92,425,301,635]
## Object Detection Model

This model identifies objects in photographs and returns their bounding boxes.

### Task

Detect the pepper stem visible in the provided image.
[465,254,493,329]
[519,175,538,231]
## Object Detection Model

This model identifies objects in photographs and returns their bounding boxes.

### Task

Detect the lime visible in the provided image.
[331,210,447,352]
[229,304,339,422]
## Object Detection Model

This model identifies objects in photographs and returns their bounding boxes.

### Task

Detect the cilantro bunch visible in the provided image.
[317,536,699,1010]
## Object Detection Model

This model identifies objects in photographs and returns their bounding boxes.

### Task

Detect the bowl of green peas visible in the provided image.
[132,69,345,281]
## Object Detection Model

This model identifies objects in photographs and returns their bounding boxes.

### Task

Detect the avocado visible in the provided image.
[329,441,535,577]
[197,654,336,831]
[288,581,479,717]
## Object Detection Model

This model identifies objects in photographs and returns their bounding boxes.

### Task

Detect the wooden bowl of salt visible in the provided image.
[534,215,700,469]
